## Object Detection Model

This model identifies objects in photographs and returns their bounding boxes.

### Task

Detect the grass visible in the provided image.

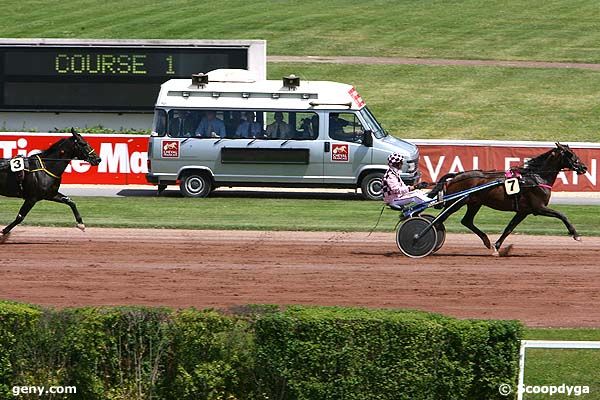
[269,63,600,141]
[1,0,600,63]
[1,196,599,236]
[523,329,600,399]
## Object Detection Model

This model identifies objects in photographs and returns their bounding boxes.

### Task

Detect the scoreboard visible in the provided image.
[0,39,266,112]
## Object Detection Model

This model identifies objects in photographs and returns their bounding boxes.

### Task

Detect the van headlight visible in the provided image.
[404,159,418,173]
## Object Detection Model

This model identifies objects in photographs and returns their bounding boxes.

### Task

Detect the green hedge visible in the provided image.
[0,302,522,400]
[254,307,522,400]
[0,302,42,398]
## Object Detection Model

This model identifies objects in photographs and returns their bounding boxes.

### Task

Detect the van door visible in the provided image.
[323,112,372,186]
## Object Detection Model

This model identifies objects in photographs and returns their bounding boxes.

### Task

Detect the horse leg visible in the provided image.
[436,198,467,225]
[1,199,37,240]
[48,193,86,231]
[461,203,491,249]
[493,212,528,255]
[534,206,580,241]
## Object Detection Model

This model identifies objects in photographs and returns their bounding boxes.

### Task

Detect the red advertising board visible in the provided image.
[1,134,598,191]
[413,140,599,192]
[0,133,148,184]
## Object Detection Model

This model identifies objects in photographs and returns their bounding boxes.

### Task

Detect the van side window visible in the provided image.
[167,109,199,137]
[265,111,292,139]
[328,112,365,144]
[296,112,319,139]
[194,110,227,138]
[264,111,318,140]
[235,111,264,138]
[166,109,318,139]
[152,109,167,136]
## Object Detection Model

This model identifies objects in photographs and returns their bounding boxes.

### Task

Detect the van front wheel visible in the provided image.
[361,172,384,200]
[180,173,212,198]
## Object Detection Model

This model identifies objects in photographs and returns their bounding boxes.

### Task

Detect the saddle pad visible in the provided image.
[0,157,30,172]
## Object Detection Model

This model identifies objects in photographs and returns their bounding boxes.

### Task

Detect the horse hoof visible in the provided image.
[492,249,499,257]
[0,233,10,244]
[498,244,514,257]
[76,223,86,232]
[574,235,582,242]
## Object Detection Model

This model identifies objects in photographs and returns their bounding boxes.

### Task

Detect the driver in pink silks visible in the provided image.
[383,152,430,207]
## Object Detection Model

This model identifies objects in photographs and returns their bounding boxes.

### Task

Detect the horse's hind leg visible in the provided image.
[48,193,85,231]
[461,203,491,249]
[1,199,37,239]
[534,206,580,241]
[494,212,528,253]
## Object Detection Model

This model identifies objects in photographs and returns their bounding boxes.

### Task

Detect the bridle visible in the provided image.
[21,137,99,179]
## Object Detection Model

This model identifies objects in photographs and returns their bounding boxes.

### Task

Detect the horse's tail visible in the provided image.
[427,172,459,198]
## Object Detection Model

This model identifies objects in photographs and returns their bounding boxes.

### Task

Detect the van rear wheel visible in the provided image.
[180,173,212,198]
[360,172,384,200]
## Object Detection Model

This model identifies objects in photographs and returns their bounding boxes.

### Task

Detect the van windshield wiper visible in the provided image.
[247,138,257,146]
[280,139,290,146]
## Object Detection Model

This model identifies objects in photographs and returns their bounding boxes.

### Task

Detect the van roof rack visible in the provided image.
[309,101,352,108]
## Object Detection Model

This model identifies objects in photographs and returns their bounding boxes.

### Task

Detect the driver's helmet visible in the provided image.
[387,152,404,168]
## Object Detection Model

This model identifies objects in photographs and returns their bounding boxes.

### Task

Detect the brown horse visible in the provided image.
[428,143,588,254]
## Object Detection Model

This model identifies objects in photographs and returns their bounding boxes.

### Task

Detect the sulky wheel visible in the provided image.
[421,214,446,253]
[396,216,438,258]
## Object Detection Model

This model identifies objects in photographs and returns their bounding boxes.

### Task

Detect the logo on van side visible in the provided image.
[161,140,180,158]
[331,144,349,162]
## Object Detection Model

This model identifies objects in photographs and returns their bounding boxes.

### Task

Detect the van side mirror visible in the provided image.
[362,130,373,147]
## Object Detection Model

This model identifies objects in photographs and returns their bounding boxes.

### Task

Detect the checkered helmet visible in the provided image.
[387,152,404,167]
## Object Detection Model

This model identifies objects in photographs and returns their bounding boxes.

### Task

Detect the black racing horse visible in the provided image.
[0,129,101,241]
[428,143,588,255]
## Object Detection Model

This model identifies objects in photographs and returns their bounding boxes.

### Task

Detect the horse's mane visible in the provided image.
[520,149,554,172]
[40,137,71,157]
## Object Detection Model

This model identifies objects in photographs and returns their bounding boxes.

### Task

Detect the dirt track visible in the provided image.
[1,227,599,327]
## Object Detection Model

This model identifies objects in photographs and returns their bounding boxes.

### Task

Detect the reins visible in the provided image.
[3,144,97,180]
[24,155,60,179]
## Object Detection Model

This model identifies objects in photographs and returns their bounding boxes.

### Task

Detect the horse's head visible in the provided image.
[555,142,587,175]
[69,128,102,166]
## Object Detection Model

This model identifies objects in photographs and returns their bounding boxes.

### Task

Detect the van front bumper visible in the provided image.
[146,173,177,185]
[146,173,160,184]
[402,171,421,185]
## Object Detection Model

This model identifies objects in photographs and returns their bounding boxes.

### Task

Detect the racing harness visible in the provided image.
[0,155,60,195]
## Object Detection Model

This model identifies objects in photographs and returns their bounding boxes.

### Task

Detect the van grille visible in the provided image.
[405,157,419,173]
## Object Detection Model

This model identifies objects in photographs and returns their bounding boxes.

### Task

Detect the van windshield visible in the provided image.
[152,109,167,136]
[360,107,388,139]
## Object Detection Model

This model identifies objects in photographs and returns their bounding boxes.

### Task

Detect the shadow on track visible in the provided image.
[116,188,364,201]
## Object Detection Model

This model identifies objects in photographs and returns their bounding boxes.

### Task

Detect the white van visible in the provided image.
[146,69,420,200]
